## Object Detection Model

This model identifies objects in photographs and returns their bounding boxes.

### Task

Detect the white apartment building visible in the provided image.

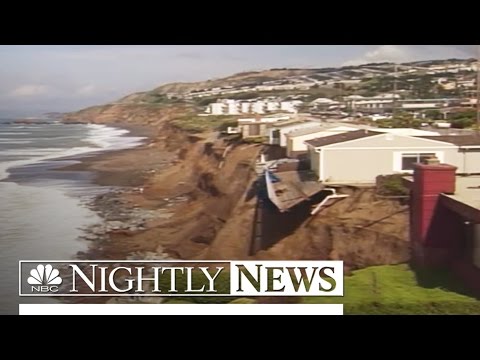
[241,102,252,113]
[210,103,225,115]
[207,99,303,116]
[252,101,266,114]
[280,101,303,113]
[227,102,240,115]
[266,101,280,112]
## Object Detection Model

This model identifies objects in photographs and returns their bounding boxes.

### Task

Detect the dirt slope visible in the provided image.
[63,103,410,269]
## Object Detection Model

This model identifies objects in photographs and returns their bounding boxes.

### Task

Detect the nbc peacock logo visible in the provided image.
[27,264,62,293]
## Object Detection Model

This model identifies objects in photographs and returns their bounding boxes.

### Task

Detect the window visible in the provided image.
[401,153,436,171]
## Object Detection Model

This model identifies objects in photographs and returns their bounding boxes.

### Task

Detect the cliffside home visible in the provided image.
[268,120,320,146]
[286,126,440,159]
[285,125,359,158]
[237,116,289,138]
[305,130,480,184]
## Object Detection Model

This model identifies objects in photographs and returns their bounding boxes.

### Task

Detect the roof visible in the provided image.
[305,129,382,148]
[441,176,480,222]
[271,119,311,128]
[286,125,360,138]
[311,98,337,104]
[265,170,325,212]
[375,128,440,136]
[420,135,480,147]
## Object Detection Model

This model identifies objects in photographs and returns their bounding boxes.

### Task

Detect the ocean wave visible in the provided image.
[83,124,144,150]
[0,124,145,181]
[13,126,41,129]
[0,146,99,181]
[0,148,67,156]
[0,140,33,144]
[0,132,32,136]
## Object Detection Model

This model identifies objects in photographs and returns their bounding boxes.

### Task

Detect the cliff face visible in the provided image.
[254,187,410,271]
[62,84,409,269]
[159,142,410,268]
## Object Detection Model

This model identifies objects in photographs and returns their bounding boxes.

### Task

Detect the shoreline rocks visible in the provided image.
[77,187,180,260]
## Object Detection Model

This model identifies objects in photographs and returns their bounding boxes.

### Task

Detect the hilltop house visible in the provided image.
[305,130,480,183]
[206,99,303,116]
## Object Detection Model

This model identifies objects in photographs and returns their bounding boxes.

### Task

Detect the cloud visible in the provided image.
[9,84,49,97]
[0,45,476,117]
[449,45,477,56]
[343,45,476,66]
[343,45,413,66]
[177,52,203,60]
[76,84,97,96]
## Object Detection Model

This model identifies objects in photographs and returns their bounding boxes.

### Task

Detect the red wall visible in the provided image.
[410,163,458,267]
[410,162,480,296]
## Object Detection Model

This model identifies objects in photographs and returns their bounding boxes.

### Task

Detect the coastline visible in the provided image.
[55,117,263,264]
[54,112,411,269]
[5,115,419,310]
[54,122,184,261]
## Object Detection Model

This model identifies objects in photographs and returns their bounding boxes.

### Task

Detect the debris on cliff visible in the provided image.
[63,103,410,271]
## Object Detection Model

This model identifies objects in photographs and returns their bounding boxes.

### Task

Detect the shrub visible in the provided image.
[376,174,409,196]
[171,115,238,134]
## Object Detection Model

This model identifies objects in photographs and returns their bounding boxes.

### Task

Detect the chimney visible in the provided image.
[410,160,457,267]
[423,155,440,166]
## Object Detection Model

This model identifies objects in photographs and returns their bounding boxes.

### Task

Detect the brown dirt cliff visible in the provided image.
[63,103,410,269]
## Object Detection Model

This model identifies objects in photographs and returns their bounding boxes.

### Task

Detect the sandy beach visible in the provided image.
[55,116,259,264]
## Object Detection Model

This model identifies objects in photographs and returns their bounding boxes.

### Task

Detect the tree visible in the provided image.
[424,109,442,120]
[377,112,421,129]
[450,109,476,120]
[450,118,474,129]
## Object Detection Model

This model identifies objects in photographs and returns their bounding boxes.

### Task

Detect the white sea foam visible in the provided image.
[0,147,96,180]
[83,124,144,150]
[0,124,145,181]
[0,132,32,136]
[0,140,33,144]
[0,148,67,156]
[0,122,143,314]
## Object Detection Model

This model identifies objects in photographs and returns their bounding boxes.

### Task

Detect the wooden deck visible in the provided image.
[265,170,325,212]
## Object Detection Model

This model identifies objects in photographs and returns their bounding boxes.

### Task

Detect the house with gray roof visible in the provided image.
[305,130,480,184]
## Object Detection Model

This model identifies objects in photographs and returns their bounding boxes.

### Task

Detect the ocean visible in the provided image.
[0,118,145,314]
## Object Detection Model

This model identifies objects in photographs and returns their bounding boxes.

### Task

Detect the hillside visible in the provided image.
[62,57,477,117]
[151,69,315,94]
[56,56,480,312]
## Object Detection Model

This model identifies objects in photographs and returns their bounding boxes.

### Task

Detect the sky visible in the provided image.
[0,45,477,117]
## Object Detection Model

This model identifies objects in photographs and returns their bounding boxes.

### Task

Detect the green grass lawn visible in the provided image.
[160,264,480,314]
[170,115,238,134]
[303,264,480,314]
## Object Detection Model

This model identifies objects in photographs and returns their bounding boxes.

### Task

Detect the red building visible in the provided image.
[405,157,480,295]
